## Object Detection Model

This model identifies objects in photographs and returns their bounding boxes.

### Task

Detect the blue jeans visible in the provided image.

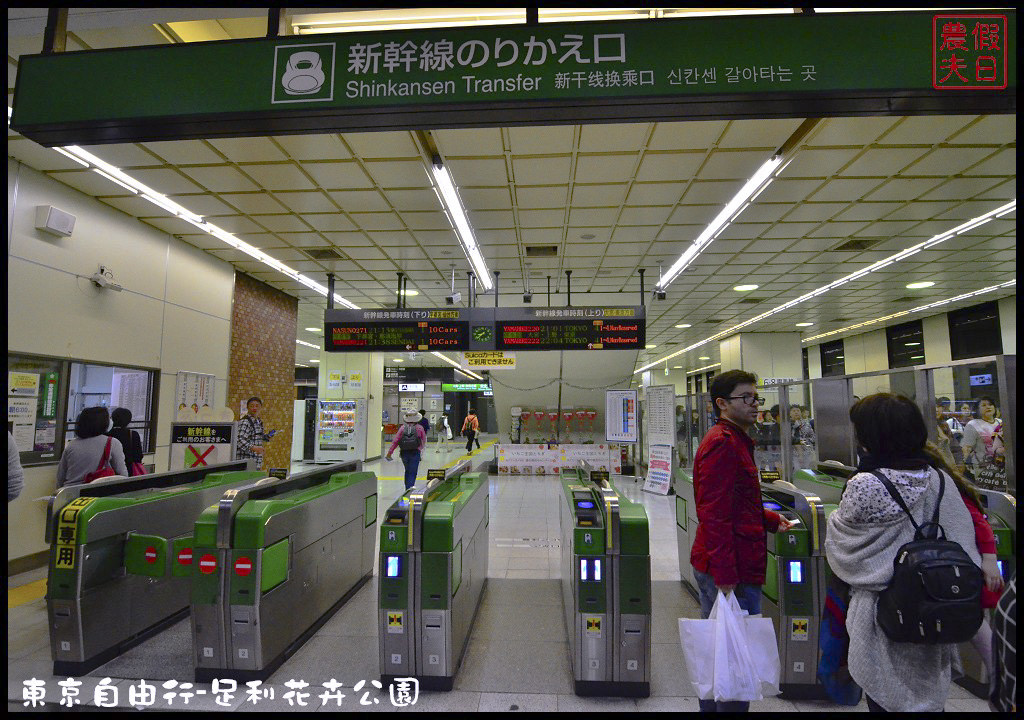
[399,450,421,490]
[693,569,763,713]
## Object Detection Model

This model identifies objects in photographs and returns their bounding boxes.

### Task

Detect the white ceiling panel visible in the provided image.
[252,215,311,232]
[507,125,575,154]
[905,147,999,176]
[461,187,513,210]
[681,179,744,205]
[47,170,131,196]
[618,206,673,226]
[699,150,771,180]
[7,138,88,171]
[753,179,823,203]
[208,137,287,162]
[240,163,315,191]
[635,153,704,182]
[782,148,860,177]
[303,162,374,189]
[837,147,929,177]
[718,118,803,148]
[961,148,1016,176]
[469,209,515,229]
[349,212,405,231]
[327,189,391,213]
[433,127,504,157]
[809,178,885,202]
[647,120,727,150]
[343,131,419,158]
[447,158,508,187]
[305,214,356,232]
[168,193,236,216]
[879,115,977,145]
[512,156,572,186]
[179,165,259,192]
[517,185,568,209]
[578,123,650,153]
[273,134,351,161]
[862,177,944,201]
[401,211,450,230]
[274,191,337,214]
[572,184,629,207]
[80,142,160,168]
[805,116,899,146]
[518,209,565,228]
[574,154,636,184]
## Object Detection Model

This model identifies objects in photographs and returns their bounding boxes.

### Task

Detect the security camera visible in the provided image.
[522,292,533,303]
[654,289,667,301]
[445,291,462,305]
[90,272,123,292]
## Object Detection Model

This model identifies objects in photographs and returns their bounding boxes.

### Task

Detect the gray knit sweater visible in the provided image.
[825,466,980,712]
[56,435,128,488]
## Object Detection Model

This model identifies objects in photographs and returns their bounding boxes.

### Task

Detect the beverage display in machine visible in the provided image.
[315,399,368,462]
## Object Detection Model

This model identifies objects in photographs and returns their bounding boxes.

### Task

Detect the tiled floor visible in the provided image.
[9,441,991,712]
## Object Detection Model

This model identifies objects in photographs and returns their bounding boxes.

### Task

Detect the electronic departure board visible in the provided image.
[495,318,644,350]
[325,321,469,352]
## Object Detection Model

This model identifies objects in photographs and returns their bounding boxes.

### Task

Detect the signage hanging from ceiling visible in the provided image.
[11,11,1014,146]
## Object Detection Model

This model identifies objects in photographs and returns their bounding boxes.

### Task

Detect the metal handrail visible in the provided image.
[214,460,361,549]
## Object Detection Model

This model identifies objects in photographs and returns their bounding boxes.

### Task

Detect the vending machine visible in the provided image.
[314,398,368,463]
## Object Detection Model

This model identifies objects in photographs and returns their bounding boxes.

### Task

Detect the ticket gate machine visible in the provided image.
[674,471,832,699]
[957,487,1016,697]
[560,465,651,697]
[790,461,856,505]
[45,461,261,676]
[192,462,377,682]
[379,460,489,690]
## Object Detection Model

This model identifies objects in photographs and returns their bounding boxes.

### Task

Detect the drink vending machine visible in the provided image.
[314,399,368,463]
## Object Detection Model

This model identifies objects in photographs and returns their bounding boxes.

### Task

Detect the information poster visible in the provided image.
[8,397,37,449]
[496,444,620,475]
[645,385,676,448]
[643,444,673,496]
[169,422,235,469]
[8,372,40,397]
[462,351,516,368]
[112,370,150,420]
[327,372,343,390]
[349,373,363,390]
[605,389,638,443]
[175,371,216,419]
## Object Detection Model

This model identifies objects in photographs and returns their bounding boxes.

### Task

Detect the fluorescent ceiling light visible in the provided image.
[672,366,682,369]
[53,146,89,167]
[92,168,139,194]
[910,355,925,359]
[430,161,493,291]
[646,344,657,349]
[734,284,759,292]
[296,339,320,349]
[430,351,484,381]
[305,327,321,333]
[905,342,921,346]
[397,289,419,296]
[635,200,1015,374]
[657,155,783,290]
[295,364,309,368]
[796,322,814,327]
[688,362,722,374]
[309,359,320,363]
[906,281,936,289]
[802,279,1017,343]
[698,356,711,360]
[392,358,404,363]
[675,323,692,329]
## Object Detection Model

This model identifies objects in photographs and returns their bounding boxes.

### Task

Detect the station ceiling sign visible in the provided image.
[11,11,1015,146]
[324,306,645,352]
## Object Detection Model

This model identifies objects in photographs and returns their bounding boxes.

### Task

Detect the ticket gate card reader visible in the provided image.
[192,461,376,682]
[46,461,260,676]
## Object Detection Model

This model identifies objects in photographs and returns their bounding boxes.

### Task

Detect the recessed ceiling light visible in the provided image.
[675,323,692,328]
[906,281,935,289]
[581,233,596,240]
[699,356,710,360]
[305,327,321,332]
[905,342,921,346]
[645,344,657,349]
[796,322,814,327]
[397,289,420,296]
[393,358,404,363]
[734,284,759,292]
[309,359,320,363]
[910,355,925,359]
[835,356,844,359]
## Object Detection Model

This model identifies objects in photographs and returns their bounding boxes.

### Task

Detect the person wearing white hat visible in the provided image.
[386,411,427,490]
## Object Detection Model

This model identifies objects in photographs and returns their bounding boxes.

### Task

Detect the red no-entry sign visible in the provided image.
[234,557,253,577]
[199,554,217,574]
[144,546,157,564]
[177,548,193,565]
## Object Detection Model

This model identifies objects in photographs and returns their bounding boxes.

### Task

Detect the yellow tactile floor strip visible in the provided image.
[8,578,47,609]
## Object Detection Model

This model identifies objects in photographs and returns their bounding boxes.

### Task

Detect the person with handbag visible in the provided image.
[825,393,981,712]
[436,412,453,450]
[106,407,146,476]
[56,406,128,488]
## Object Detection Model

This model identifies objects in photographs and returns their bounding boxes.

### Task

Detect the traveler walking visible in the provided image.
[107,407,145,476]
[437,412,453,449]
[825,393,981,712]
[462,408,481,452]
[237,396,277,471]
[386,411,427,490]
[689,369,793,713]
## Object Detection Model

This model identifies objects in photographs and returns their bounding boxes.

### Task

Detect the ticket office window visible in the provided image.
[8,354,67,466]
[887,320,926,369]
[64,362,159,455]
[820,339,846,377]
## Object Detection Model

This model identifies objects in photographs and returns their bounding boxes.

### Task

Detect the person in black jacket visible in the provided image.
[107,407,144,475]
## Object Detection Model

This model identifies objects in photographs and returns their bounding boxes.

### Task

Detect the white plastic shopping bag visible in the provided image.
[679,591,774,702]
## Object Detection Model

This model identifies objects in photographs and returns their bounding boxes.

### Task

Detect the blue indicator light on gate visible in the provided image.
[594,558,602,582]
[576,500,594,509]
[997,560,1004,577]
[788,561,802,583]
[386,555,401,578]
[580,558,588,582]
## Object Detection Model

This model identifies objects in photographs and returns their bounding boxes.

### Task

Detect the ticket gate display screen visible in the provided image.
[579,557,603,582]
[384,555,402,578]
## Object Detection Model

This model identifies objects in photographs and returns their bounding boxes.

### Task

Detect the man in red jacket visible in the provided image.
[690,369,792,713]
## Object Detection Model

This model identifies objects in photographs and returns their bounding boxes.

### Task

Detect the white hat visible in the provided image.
[404,411,422,423]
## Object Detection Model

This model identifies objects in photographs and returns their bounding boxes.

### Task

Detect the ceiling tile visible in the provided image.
[512,156,572,185]
[447,157,508,187]
[961,148,1016,176]
[363,160,432,188]
[635,153,704,182]
[573,154,636,184]
[754,179,823,203]
[571,183,628,207]
[274,190,338,213]
[303,214,356,232]
[578,123,650,153]
[326,189,390,212]
[208,137,288,162]
[142,140,224,164]
[167,193,236,216]
[205,215,264,234]
[8,139,86,171]
[218,192,287,214]
[518,209,564,228]
[469,209,515,229]
[461,187,512,210]
[718,118,803,148]
[79,142,160,168]
[253,214,312,232]
[878,115,977,144]
[180,165,259,192]
[401,211,450,230]
[274,134,351,161]
[782,148,860,177]
[783,202,846,222]
[904,147,996,176]
[349,212,406,231]
[648,120,727,150]
[48,169,133,196]
[682,179,743,205]
[381,189,442,211]
[517,185,568,209]
[567,207,619,226]
[303,161,374,189]
[617,206,673,226]
[623,182,685,206]
[835,202,902,221]
[805,117,899,146]
[862,177,943,201]
[667,205,718,225]
[837,147,929,177]
[343,131,419,158]
[507,125,575,154]
[433,127,504,156]
[699,150,770,180]
[809,178,884,202]
[946,115,1016,144]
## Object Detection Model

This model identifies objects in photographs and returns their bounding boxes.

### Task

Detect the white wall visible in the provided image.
[998,296,1016,354]
[7,158,235,563]
[317,350,385,459]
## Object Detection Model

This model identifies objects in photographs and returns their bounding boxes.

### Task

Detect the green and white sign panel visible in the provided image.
[11,11,1014,145]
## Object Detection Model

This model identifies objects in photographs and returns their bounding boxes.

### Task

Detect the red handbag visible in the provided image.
[83,438,118,483]
[129,461,147,477]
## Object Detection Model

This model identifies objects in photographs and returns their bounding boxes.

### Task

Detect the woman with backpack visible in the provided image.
[461,408,481,453]
[386,411,427,490]
[825,393,981,712]
[106,407,145,476]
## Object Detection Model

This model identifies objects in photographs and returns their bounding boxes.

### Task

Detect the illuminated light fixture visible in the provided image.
[46,144,362,310]
[734,284,759,292]
[295,363,309,368]
[675,323,692,329]
[430,351,484,381]
[687,362,722,374]
[397,289,420,296]
[656,154,784,291]
[796,322,814,327]
[392,358,404,363]
[429,157,493,291]
[296,339,320,349]
[672,365,683,369]
[910,355,925,360]
[698,356,711,361]
[646,344,657,349]
[801,279,1017,343]
[309,359,320,363]
[634,201,1016,374]
[906,281,935,289]
[905,342,921,346]
[305,327,321,333]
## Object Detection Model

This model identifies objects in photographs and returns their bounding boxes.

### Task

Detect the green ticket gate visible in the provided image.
[790,460,857,505]
[378,459,489,690]
[191,461,377,682]
[45,460,260,676]
[559,464,651,697]
[674,472,832,699]
[957,487,1016,697]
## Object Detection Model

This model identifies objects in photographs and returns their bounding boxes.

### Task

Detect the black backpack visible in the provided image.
[398,425,420,452]
[870,469,984,645]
